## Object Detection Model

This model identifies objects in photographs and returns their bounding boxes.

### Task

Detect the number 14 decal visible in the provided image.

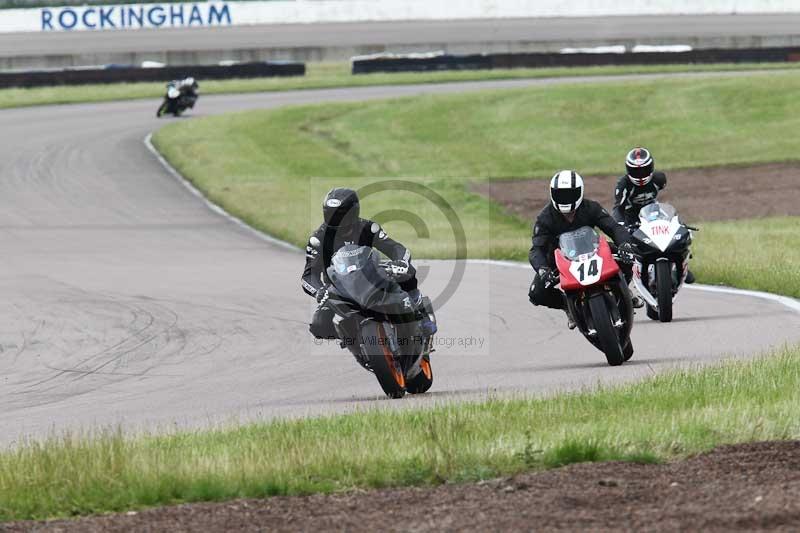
[577,258,599,281]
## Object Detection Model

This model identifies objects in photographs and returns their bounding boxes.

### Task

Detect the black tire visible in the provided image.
[588,295,625,366]
[361,322,405,399]
[656,261,673,323]
[646,305,660,321]
[156,102,167,118]
[623,339,634,362]
[406,355,433,394]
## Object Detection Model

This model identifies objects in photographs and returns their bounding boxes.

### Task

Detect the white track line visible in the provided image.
[145,135,800,316]
[144,133,300,253]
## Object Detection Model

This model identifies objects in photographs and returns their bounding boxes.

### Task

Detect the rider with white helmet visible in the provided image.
[529,170,639,325]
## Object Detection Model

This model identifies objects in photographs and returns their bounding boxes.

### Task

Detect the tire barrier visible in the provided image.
[352,46,800,74]
[0,60,305,88]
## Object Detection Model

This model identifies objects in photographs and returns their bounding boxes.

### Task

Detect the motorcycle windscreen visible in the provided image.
[558,226,600,261]
[639,202,677,224]
[328,246,393,311]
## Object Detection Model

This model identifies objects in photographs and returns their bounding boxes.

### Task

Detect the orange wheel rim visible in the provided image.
[420,359,432,380]
[379,325,405,387]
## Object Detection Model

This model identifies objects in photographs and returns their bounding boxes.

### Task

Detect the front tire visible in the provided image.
[406,355,433,394]
[156,101,167,117]
[656,261,673,323]
[362,322,405,399]
[588,295,625,366]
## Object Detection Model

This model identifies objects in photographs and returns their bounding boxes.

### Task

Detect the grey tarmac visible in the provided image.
[1,73,799,446]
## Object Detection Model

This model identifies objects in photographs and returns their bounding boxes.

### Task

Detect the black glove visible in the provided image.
[617,242,637,262]
[537,267,557,288]
[315,285,329,304]
[385,259,411,280]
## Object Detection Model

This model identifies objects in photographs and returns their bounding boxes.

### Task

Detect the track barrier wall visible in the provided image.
[351,47,800,74]
[0,60,305,87]
[2,0,800,33]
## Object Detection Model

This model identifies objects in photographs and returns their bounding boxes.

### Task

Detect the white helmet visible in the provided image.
[550,170,584,214]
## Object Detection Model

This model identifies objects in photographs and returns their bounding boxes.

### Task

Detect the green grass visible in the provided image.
[693,217,800,299]
[153,70,800,278]
[3,61,800,110]
[3,345,800,521]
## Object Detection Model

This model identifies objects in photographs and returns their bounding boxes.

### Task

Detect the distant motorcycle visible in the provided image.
[627,202,697,322]
[156,80,198,118]
[553,226,634,366]
[325,245,436,398]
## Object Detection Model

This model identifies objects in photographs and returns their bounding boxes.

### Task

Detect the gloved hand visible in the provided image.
[385,259,411,280]
[617,242,637,262]
[315,285,329,304]
[537,267,557,288]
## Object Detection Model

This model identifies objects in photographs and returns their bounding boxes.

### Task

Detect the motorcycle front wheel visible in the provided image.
[588,294,625,366]
[361,321,406,399]
[656,261,673,323]
[406,355,433,394]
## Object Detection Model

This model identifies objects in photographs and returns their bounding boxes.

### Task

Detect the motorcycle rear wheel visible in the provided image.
[656,261,673,323]
[588,295,625,366]
[362,322,406,399]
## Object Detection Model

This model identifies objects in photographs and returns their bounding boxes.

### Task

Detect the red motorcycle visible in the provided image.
[553,226,635,366]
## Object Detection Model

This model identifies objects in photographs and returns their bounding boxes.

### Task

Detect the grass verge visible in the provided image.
[2,345,799,521]
[693,217,800,299]
[3,61,800,110]
[153,70,800,294]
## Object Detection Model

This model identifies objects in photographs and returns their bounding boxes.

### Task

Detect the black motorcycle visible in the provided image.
[156,81,198,118]
[627,202,697,322]
[325,245,436,398]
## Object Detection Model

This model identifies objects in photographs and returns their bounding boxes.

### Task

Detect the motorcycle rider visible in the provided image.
[612,147,695,284]
[302,187,436,340]
[528,170,640,327]
[176,77,199,108]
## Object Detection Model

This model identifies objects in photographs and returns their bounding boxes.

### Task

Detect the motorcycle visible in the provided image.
[552,226,634,366]
[325,245,436,398]
[156,82,197,118]
[627,202,697,323]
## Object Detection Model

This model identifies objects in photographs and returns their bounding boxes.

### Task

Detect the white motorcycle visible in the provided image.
[627,202,697,323]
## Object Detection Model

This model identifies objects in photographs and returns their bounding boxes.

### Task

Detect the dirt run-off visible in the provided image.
[473,162,800,224]
[6,440,800,532]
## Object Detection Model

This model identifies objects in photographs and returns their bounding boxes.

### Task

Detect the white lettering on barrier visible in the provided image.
[1,0,800,33]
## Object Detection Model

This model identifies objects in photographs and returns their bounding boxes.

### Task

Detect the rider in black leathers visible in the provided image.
[612,147,695,284]
[612,147,666,226]
[302,187,434,339]
[529,170,636,317]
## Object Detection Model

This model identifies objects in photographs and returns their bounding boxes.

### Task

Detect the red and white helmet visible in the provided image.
[625,147,654,186]
[550,170,584,214]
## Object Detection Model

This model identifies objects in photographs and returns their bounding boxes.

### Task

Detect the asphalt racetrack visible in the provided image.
[2,73,800,445]
[2,14,800,58]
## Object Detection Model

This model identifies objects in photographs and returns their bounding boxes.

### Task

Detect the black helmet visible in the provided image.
[322,188,360,228]
[625,147,654,186]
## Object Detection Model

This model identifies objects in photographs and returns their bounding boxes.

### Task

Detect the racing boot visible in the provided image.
[409,289,437,337]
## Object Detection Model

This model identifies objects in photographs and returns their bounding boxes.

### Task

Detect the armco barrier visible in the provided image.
[352,47,800,74]
[0,60,305,88]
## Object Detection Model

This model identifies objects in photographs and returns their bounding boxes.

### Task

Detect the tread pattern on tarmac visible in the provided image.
[2,74,800,446]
